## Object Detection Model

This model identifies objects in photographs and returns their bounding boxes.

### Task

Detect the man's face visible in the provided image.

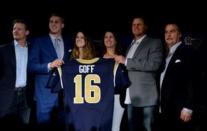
[132,18,146,37]
[49,16,64,34]
[13,23,29,41]
[165,24,181,47]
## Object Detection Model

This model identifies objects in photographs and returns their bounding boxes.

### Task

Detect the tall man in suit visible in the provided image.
[0,19,31,129]
[158,23,194,131]
[115,17,163,131]
[29,13,72,126]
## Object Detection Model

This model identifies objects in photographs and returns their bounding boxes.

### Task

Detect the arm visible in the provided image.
[28,38,49,74]
[114,64,130,94]
[180,46,195,122]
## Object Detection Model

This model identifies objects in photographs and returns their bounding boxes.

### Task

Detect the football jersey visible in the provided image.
[59,58,129,131]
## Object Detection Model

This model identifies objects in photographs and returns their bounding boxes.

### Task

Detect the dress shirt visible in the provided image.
[14,40,28,88]
[125,35,146,65]
[50,34,64,59]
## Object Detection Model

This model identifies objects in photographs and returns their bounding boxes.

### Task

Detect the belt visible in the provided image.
[15,87,26,92]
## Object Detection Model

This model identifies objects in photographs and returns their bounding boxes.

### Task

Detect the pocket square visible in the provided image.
[175,59,181,63]
[68,49,72,52]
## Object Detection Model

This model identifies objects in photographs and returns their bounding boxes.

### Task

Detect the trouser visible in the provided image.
[127,105,156,131]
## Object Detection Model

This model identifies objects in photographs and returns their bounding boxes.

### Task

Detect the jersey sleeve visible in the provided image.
[114,63,130,94]
[46,67,62,93]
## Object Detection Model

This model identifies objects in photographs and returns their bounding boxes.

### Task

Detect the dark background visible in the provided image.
[0,0,206,45]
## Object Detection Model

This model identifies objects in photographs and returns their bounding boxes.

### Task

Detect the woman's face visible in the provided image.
[76,32,86,48]
[104,32,116,48]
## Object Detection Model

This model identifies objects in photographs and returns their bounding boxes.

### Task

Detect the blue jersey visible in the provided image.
[60,58,129,131]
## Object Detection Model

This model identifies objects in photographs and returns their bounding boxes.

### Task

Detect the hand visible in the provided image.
[180,109,192,122]
[114,55,126,64]
[50,59,64,69]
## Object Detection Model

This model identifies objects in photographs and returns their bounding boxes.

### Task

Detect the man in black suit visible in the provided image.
[158,23,195,131]
[0,19,31,130]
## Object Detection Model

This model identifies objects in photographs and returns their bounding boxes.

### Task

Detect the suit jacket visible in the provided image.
[126,36,163,107]
[0,42,31,117]
[28,34,72,112]
[160,43,194,117]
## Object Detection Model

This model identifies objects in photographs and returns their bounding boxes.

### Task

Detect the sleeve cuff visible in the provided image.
[124,59,127,66]
[48,62,52,71]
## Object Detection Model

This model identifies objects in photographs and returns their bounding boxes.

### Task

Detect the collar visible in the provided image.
[14,40,28,47]
[133,35,146,44]
[169,41,182,55]
[49,34,62,41]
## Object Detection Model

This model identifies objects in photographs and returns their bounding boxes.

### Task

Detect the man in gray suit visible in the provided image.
[115,17,163,131]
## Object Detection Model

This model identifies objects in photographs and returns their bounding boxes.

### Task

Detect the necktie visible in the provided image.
[54,38,62,59]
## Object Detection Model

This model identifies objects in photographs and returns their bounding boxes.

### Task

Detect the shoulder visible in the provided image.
[146,37,161,44]
[0,42,13,49]
[62,33,72,41]
[62,34,73,48]
[178,43,194,51]
[174,44,195,62]
[180,43,195,55]
[33,35,50,42]
[31,35,50,46]
[0,43,14,56]
[142,36,161,45]
[143,37,162,49]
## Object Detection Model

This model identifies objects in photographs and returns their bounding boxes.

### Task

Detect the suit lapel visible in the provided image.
[133,36,148,56]
[9,43,16,74]
[165,43,184,74]
[125,42,133,55]
[62,38,70,62]
[46,35,58,59]
[126,36,148,56]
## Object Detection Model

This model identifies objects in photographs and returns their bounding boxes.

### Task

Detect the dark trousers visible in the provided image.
[0,88,30,130]
[35,90,65,131]
[127,105,156,131]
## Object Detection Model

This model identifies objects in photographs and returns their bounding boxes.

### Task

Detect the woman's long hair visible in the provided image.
[71,31,96,59]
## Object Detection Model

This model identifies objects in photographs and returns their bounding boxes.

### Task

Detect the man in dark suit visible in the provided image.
[158,23,195,131]
[0,19,31,130]
[28,13,72,126]
[115,17,163,131]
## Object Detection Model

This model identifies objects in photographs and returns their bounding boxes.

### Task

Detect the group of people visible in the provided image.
[0,13,206,131]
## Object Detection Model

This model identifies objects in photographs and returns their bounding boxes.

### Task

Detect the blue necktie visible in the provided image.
[54,38,61,59]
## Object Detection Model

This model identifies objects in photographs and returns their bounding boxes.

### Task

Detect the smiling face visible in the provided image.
[165,24,182,48]
[49,15,64,35]
[104,31,117,49]
[75,32,86,48]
